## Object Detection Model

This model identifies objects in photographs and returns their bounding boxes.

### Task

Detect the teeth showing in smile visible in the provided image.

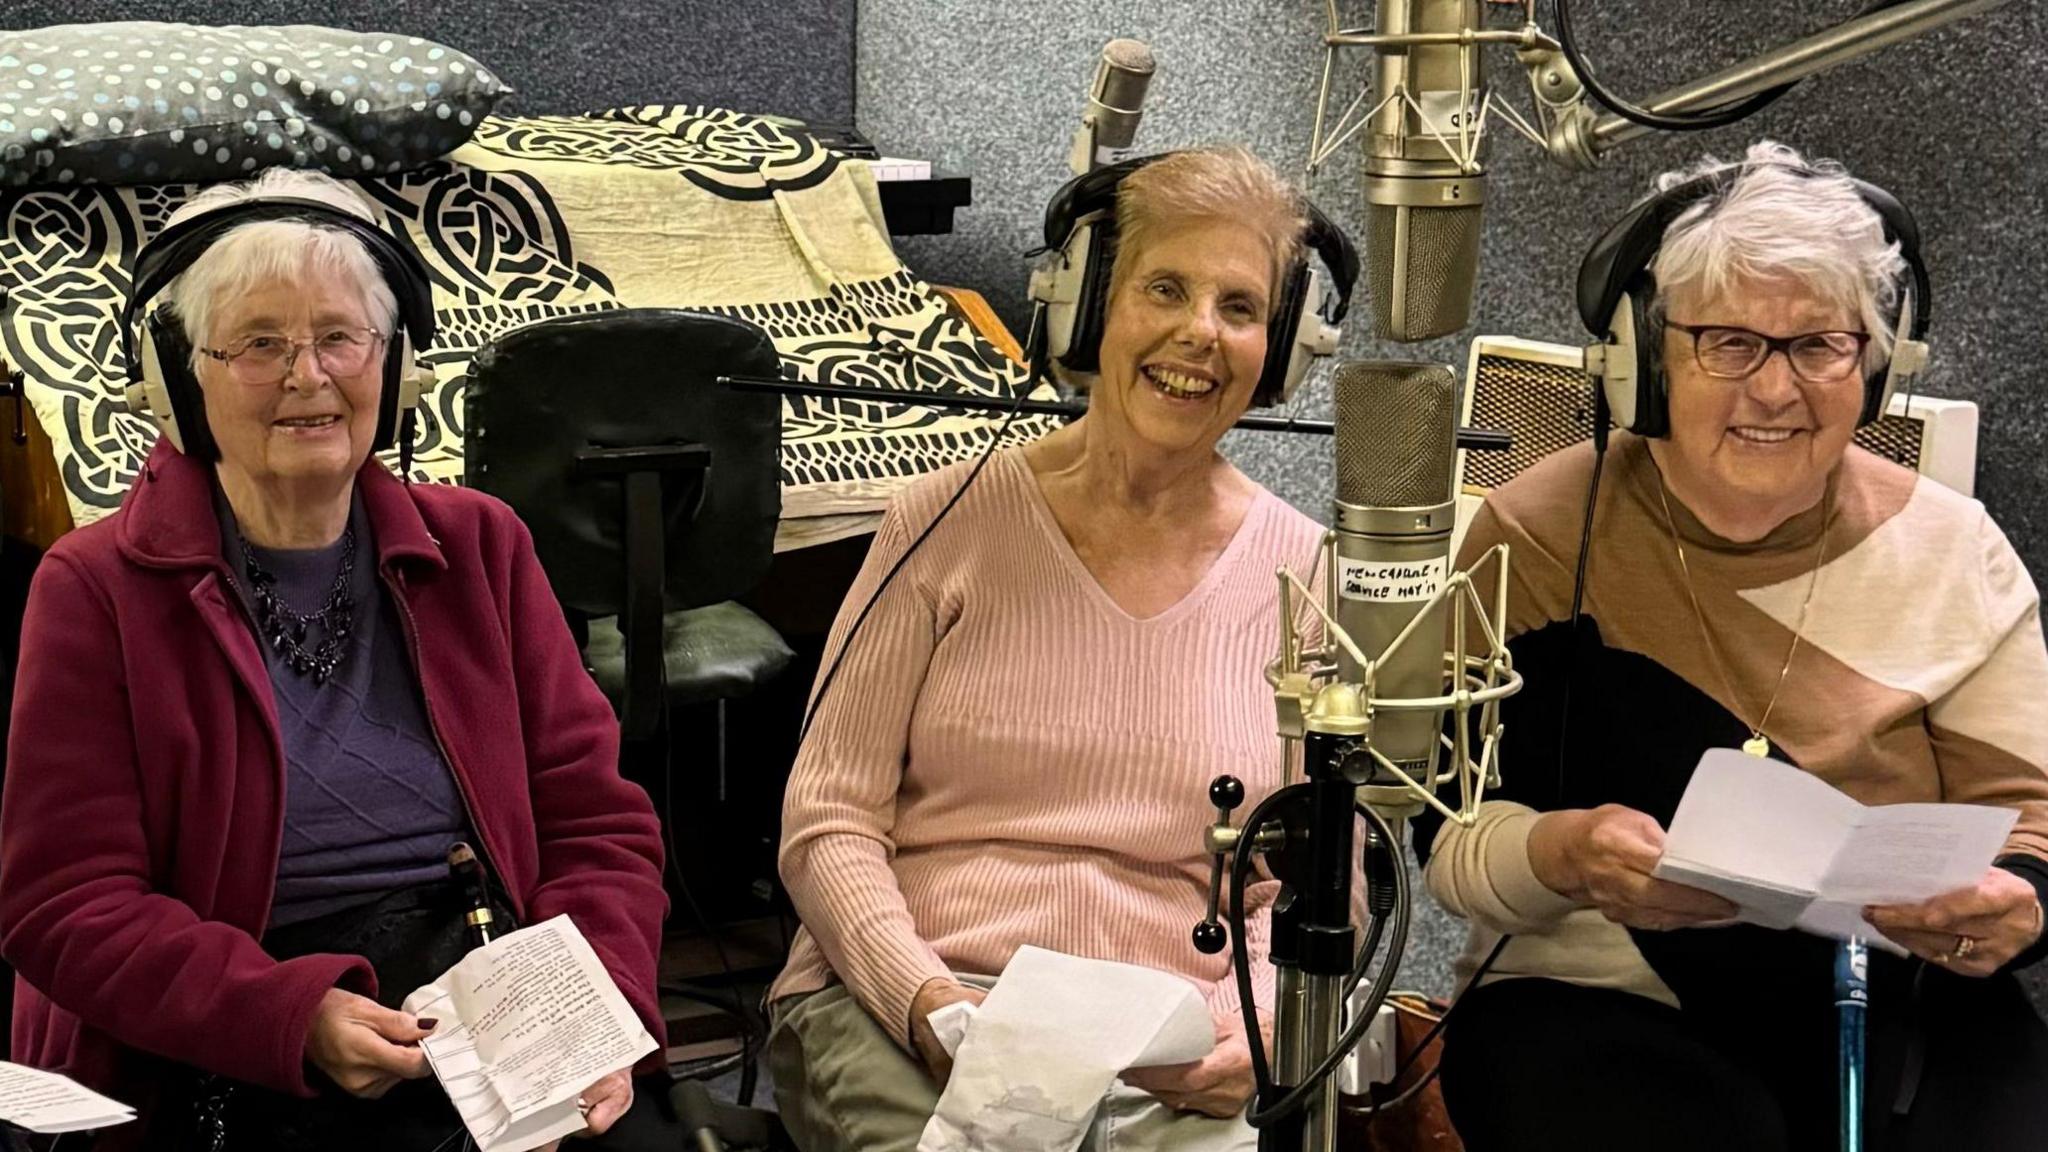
[1732,426,1798,444]
[1145,366,1215,398]
[277,416,340,428]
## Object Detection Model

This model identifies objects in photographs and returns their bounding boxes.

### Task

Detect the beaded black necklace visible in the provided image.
[239,526,357,683]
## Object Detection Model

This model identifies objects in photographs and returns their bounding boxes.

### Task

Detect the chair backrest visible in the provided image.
[466,309,783,621]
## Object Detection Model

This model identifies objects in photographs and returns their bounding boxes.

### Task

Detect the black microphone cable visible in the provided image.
[796,311,1048,748]
[1553,0,1798,132]
[1222,791,1412,1128]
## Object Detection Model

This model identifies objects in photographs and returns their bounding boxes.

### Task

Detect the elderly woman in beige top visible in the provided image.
[1416,142,2048,1152]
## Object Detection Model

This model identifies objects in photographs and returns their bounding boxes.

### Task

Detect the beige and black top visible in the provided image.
[1415,432,2048,1012]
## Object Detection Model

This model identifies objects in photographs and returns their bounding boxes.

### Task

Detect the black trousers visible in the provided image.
[1440,974,2048,1152]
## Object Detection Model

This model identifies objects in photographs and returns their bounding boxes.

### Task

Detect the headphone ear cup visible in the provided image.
[1630,292,1670,439]
[1862,289,1927,426]
[372,334,419,452]
[139,311,219,459]
[1254,262,1311,408]
[1595,288,1667,439]
[1059,222,1119,375]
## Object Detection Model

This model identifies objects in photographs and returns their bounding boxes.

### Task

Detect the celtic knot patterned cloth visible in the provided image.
[0,104,1057,548]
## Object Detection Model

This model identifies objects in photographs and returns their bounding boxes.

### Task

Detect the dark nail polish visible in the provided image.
[416,1018,440,1030]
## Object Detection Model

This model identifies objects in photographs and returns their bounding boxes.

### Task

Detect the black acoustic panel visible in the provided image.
[2,0,855,121]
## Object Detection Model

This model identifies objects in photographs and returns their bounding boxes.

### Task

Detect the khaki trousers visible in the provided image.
[767,984,1259,1152]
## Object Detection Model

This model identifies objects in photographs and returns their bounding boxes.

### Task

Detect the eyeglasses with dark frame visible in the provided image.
[200,327,388,386]
[1666,321,1869,385]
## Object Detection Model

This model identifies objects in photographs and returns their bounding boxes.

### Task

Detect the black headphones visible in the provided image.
[1576,161,1930,438]
[1026,154,1360,408]
[122,196,438,461]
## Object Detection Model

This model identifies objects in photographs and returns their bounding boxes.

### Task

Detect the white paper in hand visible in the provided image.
[402,915,657,1152]
[0,1062,134,1134]
[1655,749,2017,950]
[917,946,1215,1152]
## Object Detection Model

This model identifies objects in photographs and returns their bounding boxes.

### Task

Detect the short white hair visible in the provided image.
[1648,141,1907,372]
[157,169,400,367]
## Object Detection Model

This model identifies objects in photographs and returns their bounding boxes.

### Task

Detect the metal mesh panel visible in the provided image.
[1852,413,1925,471]
[1463,352,1601,492]
[1368,202,1482,341]
[1463,349,1929,491]
[1335,361,1457,506]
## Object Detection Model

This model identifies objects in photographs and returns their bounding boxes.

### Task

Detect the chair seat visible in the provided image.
[585,601,794,708]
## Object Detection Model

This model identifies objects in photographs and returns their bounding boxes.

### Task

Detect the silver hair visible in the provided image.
[1647,140,1907,373]
[157,169,400,370]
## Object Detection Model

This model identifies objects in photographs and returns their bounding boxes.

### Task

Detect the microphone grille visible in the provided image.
[1334,361,1458,508]
[1368,202,1483,342]
[1102,38,1157,73]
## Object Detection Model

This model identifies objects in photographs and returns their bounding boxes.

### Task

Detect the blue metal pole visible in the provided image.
[1837,938,1869,1152]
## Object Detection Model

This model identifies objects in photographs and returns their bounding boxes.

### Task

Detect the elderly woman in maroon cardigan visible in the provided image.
[0,170,666,1151]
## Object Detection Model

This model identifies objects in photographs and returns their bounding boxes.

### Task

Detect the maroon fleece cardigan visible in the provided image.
[0,443,666,1122]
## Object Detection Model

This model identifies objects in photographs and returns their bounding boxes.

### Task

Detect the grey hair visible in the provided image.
[1647,140,1906,373]
[157,169,400,370]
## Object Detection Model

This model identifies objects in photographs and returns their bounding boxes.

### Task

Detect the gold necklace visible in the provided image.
[1655,476,1831,760]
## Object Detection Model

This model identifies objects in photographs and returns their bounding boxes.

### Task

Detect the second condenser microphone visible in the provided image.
[1333,360,1459,778]
[1365,0,1486,341]
[1070,38,1156,174]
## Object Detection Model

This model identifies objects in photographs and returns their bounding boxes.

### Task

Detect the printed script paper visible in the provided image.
[1654,749,2017,951]
[0,1062,133,1134]
[403,915,656,1152]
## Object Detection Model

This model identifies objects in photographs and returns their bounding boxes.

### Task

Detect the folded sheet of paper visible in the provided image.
[0,1062,134,1134]
[917,946,1216,1152]
[1654,749,2017,952]
[402,915,657,1152]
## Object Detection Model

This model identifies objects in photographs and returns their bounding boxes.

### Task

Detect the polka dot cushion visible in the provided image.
[0,22,510,187]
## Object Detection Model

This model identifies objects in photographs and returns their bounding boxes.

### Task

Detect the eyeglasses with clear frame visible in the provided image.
[200,327,388,386]
[1665,321,1870,385]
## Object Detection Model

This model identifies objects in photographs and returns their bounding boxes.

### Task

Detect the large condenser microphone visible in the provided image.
[1069,38,1156,175]
[1365,0,1487,341]
[1332,360,1459,779]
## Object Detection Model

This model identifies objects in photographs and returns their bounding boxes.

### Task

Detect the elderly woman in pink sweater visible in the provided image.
[766,147,1332,1151]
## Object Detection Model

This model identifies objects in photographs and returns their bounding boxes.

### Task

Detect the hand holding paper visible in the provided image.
[916,946,1217,1152]
[1866,865,2047,975]
[1653,750,2018,953]
[402,916,656,1152]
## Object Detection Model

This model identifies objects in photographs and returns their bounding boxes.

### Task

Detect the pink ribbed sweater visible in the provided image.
[770,447,1327,1047]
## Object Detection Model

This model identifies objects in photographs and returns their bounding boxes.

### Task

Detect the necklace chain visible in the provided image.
[1654,477,1830,759]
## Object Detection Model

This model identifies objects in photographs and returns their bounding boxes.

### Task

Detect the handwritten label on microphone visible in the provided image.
[1339,557,1449,604]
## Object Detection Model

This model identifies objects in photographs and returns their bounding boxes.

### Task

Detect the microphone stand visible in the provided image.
[1194,544,1521,1152]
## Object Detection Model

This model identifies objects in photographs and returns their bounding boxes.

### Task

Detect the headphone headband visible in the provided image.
[122,193,437,460]
[124,196,436,370]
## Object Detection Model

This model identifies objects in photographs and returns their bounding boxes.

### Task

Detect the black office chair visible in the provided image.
[466,309,796,1132]
[467,309,794,746]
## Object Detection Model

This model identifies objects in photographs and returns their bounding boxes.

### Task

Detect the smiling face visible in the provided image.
[1090,217,1275,460]
[195,265,385,499]
[1652,274,1867,537]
